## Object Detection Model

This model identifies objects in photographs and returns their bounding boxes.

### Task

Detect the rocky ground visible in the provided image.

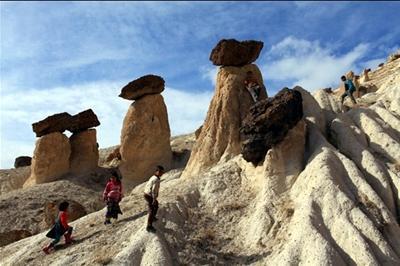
[0,133,195,249]
[0,52,399,265]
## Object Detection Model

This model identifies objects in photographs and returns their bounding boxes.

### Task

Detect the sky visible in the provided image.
[1,1,399,168]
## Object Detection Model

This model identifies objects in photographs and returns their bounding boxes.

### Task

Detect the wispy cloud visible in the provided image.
[0,81,212,168]
[2,1,400,168]
[262,36,370,92]
[201,66,218,86]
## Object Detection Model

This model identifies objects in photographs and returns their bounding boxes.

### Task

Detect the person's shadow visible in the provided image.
[53,211,147,251]
[117,210,147,223]
[54,230,102,250]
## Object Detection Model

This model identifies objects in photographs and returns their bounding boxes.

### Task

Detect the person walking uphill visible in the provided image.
[42,201,73,254]
[340,75,357,105]
[144,165,164,232]
[103,170,123,225]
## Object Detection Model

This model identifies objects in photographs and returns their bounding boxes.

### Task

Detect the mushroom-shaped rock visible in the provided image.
[67,109,100,133]
[69,129,99,175]
[14,156,32,168]
[119,75,165,100]
[210,39,264,66]
[24,132,71,187]
[119,94,172,187]
[181,64,267,178]
[240,88,303,165]
[32,112,72,137]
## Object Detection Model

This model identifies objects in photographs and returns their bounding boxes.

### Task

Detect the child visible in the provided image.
[144,165,164,232]
[43,201,73,254]
[244,71,262,103]
[103,170,123,225]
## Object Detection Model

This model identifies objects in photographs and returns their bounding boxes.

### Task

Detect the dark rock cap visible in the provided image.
[119,74,165,101]
[67,109,100,133]
[32,109,100,137]
[14,156,32,168]
[240,88,303,165]
[210,39,264,66]
[32,112,73,137]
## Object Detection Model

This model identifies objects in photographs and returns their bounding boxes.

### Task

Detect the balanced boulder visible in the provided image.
[210,39,264,66]
[32,109,100,137]
[14,156,32,168]
[119,75,165,100]
[119,94,172,187]
[24,132,71,187]
[69,129,99,175]
[240,88,303,165]
[67,109,100,133]
[182,64,267,178]
[32,112,72,137]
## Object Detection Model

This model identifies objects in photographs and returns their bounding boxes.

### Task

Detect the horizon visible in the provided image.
[1,1,400,168]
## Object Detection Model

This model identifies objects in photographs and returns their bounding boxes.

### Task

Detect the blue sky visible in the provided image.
[1,1,399,168]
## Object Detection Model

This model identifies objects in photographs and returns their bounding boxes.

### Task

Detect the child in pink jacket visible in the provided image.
[103,170,123,225]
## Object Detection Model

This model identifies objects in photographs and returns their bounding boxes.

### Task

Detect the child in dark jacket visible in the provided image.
[43,201,73,254]
[103,171,123,225]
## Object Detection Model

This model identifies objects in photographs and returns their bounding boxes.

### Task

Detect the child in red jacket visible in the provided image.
[103,170,123,225]
[43,201,73,254]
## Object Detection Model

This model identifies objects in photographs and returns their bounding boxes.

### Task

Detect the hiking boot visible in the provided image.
[104,220,111,225]
[146,225,156,233]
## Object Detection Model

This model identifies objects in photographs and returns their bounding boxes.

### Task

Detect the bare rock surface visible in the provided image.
[240,88,303,165]
[182,64,267,178]
[119,94,172,188]
[32,112,72,137]
[67,109,100,133]
[119,74,165,100]
[0,180,103,248]
[24,132,71,188]
[32,109,100,137]
[14,156,32,168]
[210,39,264,66]
[69,129,99,175]
[0,167,31,194]
[1,48,400,266]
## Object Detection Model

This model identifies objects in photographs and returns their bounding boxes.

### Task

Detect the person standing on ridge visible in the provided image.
[42,201,74,254]
[340,75,357,105]
[144,165,164,232]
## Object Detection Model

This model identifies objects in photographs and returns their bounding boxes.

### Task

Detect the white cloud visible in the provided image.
[262,36,370,91]
[360,58,386,71]
[0,81,212,168]
[201,66,218,86]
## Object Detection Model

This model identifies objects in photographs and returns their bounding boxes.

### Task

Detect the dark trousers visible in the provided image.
[144,193,158,226]
[106,200,122,219]
[51,226,73,246]
[341,89,356,104]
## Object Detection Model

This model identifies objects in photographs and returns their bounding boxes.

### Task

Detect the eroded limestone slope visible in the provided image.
[0,58,399,266]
